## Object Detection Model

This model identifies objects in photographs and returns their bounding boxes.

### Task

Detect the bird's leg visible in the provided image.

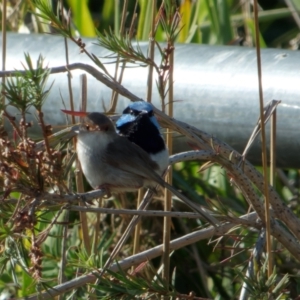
[148,185,164,197]
[96,184,112,198]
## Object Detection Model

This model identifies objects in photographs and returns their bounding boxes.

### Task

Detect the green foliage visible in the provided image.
[137,0,152,41]
[246,18,267,48]
[204,0,233,44]
[32,0,72,37]
[236,260,290,299]
[67,0,96,37]
[91,263,175,299]
[3,54,52,112]
[2,0,297,48]
[96,29,153,67]
[1,0,300,299]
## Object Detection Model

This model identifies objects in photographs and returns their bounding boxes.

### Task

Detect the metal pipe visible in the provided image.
[1,33,300,167]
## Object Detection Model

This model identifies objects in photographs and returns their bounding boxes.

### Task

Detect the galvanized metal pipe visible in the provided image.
[1,33,300,167]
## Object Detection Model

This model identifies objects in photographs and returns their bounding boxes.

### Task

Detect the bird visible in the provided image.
[62,109,217,226]
[116,101,169,175]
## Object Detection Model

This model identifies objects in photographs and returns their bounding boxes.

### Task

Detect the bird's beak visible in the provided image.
[62,110,90,133]
[61,109,88,117]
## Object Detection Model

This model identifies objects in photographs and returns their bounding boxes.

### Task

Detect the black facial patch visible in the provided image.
[117,113,165,155]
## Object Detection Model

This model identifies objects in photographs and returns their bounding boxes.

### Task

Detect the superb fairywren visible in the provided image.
[62,109,216,225]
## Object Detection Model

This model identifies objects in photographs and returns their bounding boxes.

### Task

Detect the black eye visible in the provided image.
[130,109,140,116]
[148,110,154,117]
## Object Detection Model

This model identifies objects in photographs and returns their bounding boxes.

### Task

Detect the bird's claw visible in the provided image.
[96,184,112,198]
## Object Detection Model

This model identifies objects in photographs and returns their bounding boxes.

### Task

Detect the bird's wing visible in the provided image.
[103,136,164,184]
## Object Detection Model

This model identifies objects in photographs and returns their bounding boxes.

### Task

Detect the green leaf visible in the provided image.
[178,0,192,43]
[245,18,267,48]
[67,0,96,37]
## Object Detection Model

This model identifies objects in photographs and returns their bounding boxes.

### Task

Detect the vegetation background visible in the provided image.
[0,0,300,299]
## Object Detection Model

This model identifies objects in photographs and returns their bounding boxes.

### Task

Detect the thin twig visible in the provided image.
[67,205,209,219]
[36,110,52,156]
[163,34,174,292]
[76,74,91,255]
[132,188,144,255]
[108,0,129,113]
[146,0,156,103]
[270,110,277,187]
[253,0,272,278]
[58,210,69,287]
[1,0,7,126]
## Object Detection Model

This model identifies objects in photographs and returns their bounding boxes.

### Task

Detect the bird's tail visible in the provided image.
[161,180,219,227]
